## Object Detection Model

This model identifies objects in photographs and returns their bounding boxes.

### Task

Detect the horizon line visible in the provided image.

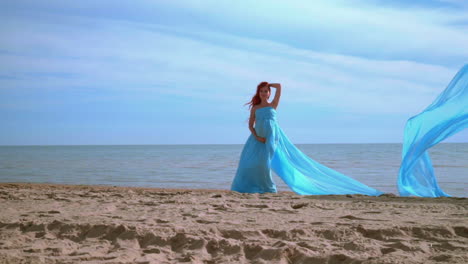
[1,142,467,147]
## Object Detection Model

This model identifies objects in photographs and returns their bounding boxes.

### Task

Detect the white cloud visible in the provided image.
[1,1,467,144]
[156,0,468,62]
[0,12,461,117]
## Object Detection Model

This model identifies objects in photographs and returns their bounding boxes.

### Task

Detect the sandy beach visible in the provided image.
[0,183,466,264]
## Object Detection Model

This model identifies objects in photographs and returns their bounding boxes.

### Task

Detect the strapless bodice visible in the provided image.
[255,106,277,121]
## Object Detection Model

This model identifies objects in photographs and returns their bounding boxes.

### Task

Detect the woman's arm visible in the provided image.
[248,107,257,137]
[269,83,281,109]
[249,107,266,143]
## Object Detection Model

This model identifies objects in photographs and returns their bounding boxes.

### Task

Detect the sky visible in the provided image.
[1,0,467,145]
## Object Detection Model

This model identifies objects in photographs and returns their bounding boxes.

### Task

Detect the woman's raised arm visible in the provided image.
[269,83,281,109]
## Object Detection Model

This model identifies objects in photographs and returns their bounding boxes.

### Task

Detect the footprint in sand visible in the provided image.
[242,204,269,209]
[291,203,308,209]
[196,219,218,224]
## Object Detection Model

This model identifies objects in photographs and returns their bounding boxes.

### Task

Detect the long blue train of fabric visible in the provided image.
[397,64,468,197]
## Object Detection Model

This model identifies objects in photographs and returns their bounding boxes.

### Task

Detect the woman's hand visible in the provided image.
[256,136,266,143]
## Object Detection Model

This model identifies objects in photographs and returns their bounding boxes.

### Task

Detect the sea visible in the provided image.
[0,143,466,197]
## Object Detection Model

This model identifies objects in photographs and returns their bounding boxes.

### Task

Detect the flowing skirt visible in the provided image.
[231,117,383,196]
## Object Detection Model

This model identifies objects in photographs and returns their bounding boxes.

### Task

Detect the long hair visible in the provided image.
[245,81,270,110]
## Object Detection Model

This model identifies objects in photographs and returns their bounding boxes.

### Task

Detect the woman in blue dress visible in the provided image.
[230,81,383,196]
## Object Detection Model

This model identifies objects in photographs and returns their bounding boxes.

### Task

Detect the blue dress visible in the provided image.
[230,106,383,196]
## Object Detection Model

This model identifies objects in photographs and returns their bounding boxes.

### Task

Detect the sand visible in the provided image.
[0,183,466,264]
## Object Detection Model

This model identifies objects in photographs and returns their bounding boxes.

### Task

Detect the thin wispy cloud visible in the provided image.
[0,1,467,144]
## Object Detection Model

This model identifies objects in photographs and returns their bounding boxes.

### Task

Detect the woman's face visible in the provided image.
[259,86,270,100]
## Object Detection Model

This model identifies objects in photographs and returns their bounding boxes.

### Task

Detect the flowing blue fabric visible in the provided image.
[231,106,383,196]
[398,64,468,197]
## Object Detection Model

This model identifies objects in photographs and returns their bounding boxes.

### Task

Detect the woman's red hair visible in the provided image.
[245,81,270,109]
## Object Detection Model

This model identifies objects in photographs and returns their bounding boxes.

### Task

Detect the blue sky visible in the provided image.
[1,0,467,145]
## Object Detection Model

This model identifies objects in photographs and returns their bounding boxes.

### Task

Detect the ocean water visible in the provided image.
[0,143,466,197]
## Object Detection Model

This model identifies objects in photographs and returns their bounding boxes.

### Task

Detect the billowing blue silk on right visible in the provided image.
[398,64,468,197]
[231,106,383,196]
